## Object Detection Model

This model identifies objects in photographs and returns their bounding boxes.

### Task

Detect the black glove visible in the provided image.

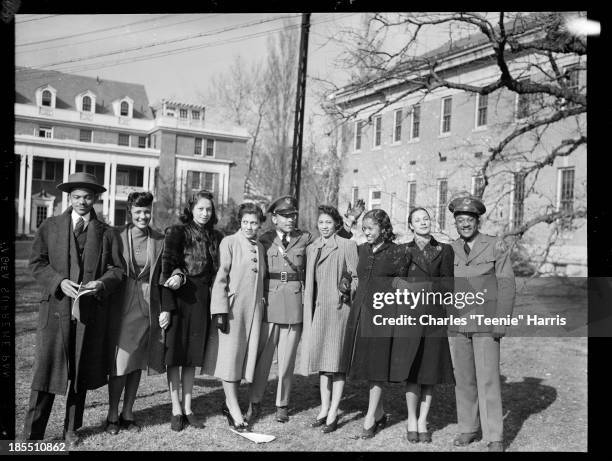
[338,271,352,305]
[213,313,229,334]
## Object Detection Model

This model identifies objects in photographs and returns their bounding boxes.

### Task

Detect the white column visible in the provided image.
[61,157,70,212]
[223,167,230,205]
[17,154,26,234]
[102,159,111,221]
[70,152,77,173]
[143,165,150,191]
[109,160,117,226]
[24,154,34,234]
[148,163,156,194]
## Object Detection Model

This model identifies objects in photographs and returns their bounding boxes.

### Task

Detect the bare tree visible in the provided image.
[325,11,586,274]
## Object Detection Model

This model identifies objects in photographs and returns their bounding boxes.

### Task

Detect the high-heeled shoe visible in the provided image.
[361,414,388,439]
[322,416,339,434]
[311,416,327,428]
[222,403,250,433]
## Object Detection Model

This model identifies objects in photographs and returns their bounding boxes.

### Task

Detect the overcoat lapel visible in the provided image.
[466,232,489,264]
[452,239,468,263]
[317,234,338,266]
[149,230,164,286]
[285,230,302,252]
[57,209,72,279]
[407,241,431,275]
[82,217,103,284]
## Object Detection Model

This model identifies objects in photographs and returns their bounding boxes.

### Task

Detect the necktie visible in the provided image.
[74,217,85,238]
[281,232,289,249]
[463,240,471,256]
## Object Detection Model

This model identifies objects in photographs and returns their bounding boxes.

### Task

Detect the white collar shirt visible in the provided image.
[71,210,91,232]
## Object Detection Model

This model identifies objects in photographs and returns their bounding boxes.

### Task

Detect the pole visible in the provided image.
[289,13,311,207]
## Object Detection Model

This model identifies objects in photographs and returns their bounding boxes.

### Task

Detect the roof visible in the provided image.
[15,66,153,119]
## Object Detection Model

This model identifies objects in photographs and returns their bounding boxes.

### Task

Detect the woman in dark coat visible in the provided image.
[401,207,455,443]
[343,209,411,439]
[159,190,223,432]
[105,192,168,434]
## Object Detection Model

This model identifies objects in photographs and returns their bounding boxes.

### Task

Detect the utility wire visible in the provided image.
[15,14,61,24]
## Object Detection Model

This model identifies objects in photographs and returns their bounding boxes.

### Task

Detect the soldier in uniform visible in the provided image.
[447,194,516,452]
[246,196,361,423]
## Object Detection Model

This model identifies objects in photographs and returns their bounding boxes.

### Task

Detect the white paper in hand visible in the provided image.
[230,429,275,444]
[71,283,97,322]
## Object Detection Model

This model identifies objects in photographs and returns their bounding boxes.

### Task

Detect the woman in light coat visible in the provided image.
[203,202,266,432]
[298,205,358,433]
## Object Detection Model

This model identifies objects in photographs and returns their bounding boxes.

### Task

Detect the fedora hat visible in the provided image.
[57,172,106,194]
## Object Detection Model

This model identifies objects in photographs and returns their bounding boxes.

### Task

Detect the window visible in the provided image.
[195,138,203,155]
[369,189,382,210]
[151,134,157,149]
[118,133,130,146]
[192,110,200,120]
[566,66,580,93]
[120,101,129,116]
[373,115,382,147]
[351,187,359,206]
[472,175,485,198]
[116,166,143,187]
[36,206,47,227]
[42,90,52,107]
[33,159,62,181]
[559,168,575,214]
[516,79,532,119]
[33,159,43,179]
[393,109,402,143]
[512,173,525,228]
[411,105,420,140]
[189,171,216,191]
[407,181,417,224]
[79,129,92,143]
[82,96,92,112]
[137,136,146,148]
[441,97,452,134]
[206,139,215,157]
[354,121,363,151]
[179,109,188,120]
[437,179,448,231]
[476,93,488,127]
[37,126,52,138]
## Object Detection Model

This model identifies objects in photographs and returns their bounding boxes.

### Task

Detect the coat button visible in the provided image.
[252,268,258,273]
[250,249,256,253]
[252,258,257,262]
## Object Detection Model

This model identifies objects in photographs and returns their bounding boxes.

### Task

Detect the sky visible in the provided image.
[14,13,462,135]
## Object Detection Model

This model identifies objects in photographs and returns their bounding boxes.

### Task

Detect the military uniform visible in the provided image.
[447,196,516,447]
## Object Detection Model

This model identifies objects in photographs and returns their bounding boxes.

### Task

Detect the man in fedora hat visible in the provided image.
[246,195,363,423]
[446,193,516,452]
[23,172,124,447]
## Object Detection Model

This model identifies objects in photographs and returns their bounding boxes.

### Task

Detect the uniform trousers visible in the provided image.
[23,319,87,439]
[450,332,503,443]
[249,322,302,407]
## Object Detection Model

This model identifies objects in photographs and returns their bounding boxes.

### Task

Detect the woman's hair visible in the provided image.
[238,202,266,223]
[317,204,343,231]
[127,191,154,211]
[179,190,218,228]
[362,209,396,242]
[407,207,431,231]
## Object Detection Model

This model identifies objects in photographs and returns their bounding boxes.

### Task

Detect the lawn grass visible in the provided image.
[14,267,587,451]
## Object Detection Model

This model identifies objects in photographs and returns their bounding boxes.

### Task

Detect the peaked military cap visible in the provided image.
[448,194,486,216]
[267,195,298,215]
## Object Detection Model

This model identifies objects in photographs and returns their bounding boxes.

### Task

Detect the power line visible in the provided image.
[16,14,223,54]
[19,14,303,69]
[15,15,61,24]
[16,15,175,47]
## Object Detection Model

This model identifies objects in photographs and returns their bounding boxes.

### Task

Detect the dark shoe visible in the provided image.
[104,419,120,435]
[418,431,432,443]
[311,416,327,428]
[406,430,419,443]
[276,406,289,423]
[184,413,204,429]
[453,432,479,446]
[170,414,184,432]
[63,430,80,449]
[488,441,505,452]
[361,414,388,439]
[245,402,261,423]
[119,414,141,433]
[322,416,339,434]
[222,403,250,433]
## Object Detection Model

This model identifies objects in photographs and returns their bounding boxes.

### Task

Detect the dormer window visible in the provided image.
[35,85,57,109]
[120,101,129,116]
[112,97,134,118]
[42,91,52,106]
[82,96,92,112]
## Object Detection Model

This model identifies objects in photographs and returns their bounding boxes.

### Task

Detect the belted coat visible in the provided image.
[29,207,124,395]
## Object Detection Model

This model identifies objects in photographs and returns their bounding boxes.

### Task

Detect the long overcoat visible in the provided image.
[106,226,166,376]
[29,207,124,395]
[296,233,359,376]
[202,230,266,382]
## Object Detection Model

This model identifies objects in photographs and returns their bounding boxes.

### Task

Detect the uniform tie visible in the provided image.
[463,240,471,256]
[281,232,289,249]
[74,217,85,238]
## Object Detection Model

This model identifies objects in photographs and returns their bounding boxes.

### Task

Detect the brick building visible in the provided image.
[15,67,249,234]
[332,29,586,276]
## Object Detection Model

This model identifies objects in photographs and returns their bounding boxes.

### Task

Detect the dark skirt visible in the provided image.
[163,274,211,367]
